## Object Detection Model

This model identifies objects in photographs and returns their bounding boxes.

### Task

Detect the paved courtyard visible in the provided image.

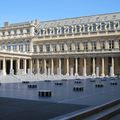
[0,77,120,119]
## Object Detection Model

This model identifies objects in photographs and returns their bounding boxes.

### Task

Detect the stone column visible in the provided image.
[51,58,54,75]
[111,57,114,76]
[37,59,39,74]
[92,57,95,76]
[75,58,78,76]
[59,58,61,75]
[66,58,69,75]
[10,58,14,74]
[24,59,26,74]
[83,58,87,76]
[3,57,6,75]
[44,59,46,75]
[17,58,20,74]
[101,57,105,76]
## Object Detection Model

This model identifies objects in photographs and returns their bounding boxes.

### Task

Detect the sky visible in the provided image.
[0,0,120,26]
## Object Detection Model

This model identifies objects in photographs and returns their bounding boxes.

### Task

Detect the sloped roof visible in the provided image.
[40,12,120,29]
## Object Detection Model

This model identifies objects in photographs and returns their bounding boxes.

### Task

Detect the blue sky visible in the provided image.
[0,0,120,26]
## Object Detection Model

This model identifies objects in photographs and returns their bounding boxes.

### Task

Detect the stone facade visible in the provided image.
[0,12,120,76]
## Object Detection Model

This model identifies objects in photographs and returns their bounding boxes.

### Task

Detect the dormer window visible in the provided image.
[69,26,72,34]
[54,28,57,34]
[84,25,88,32]
[89,25,92,31]
[61,27,64,34]
[93,24,96,32]
[47,28,50,34]
[106,23,109,29]
[76,25,80,33]
[81,26,83,32]
[101,23,105,31]
[110,21,114,30]
[40,29,43,35]
[115,22,118,28]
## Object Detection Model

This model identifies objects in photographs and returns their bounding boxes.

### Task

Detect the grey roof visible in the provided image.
[40,12,120,29]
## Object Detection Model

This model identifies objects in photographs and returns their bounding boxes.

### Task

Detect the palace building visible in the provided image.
[0,12,120,77]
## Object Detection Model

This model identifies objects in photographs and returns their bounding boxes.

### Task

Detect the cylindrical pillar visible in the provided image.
[66,58,69,75]
[24,59,26,74]
[83,58,87,76]
[44,59,46,75]
[92,57,95,76]
[101,57,105,76]
[59,58,61,75]
[3,57,6,75]
[75,58,78,76]
[51,59,54,75]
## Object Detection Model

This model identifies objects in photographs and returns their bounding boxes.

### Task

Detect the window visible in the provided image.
[13,45,17,51]
[65,27,69,34]
[110,21,114,30]
[61,27,64,34]
[52,44,57,52]
[68,43,72,51]
[115,22,118,28]
[47,28,50,34]
[60,43,64,51]
[92,41,96,50]
[106,23,109,29]
[40,29,43,35]
[101,23,105,31]
[84,25,88,32]
[89,25,92,31]
[19,44,23,52]
[100,41,105,50]
[76,26,80,33]
[81,26,83,32]
[25,44,30,52]
[1,43,5,49]
[93,24,96,32]
[69,26,72,34]
[109,40,114,50]
[83,42,88,51]
[46,44,50,52]
[76,43,80,51]
[54,28,57,35]
[7,45,11,50]
[39,45,43,52]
